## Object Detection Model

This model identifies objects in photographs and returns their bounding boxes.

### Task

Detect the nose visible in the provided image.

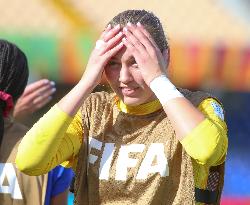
[119,65,133,83]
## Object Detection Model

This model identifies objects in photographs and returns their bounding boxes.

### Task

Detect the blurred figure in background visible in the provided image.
[0,39,73,205]
[13,79,56,120]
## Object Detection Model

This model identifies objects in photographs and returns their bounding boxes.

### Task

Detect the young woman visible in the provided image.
[0,39,73,205]
[16,10,228,205]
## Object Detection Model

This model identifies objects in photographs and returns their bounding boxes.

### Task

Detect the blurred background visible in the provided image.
[0,0,249,204]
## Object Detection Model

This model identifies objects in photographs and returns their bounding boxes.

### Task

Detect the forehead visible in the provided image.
[111,47,134,61]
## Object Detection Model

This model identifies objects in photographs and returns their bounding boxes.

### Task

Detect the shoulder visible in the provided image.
[178,88,212,107]
[4,119,28,142]
[82,91,116,110]
[2,120,29,161]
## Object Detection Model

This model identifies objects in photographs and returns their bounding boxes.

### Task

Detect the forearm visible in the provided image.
[150,75,205,140]
[149,76,228,165]
[58,79,93,116]
[15,105,76,175]
[162,97,205,140]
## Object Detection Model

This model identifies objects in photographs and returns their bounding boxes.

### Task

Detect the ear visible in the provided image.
[162,49,169,68]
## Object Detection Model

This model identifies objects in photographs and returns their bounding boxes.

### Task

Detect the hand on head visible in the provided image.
[122,22,168,85]
[81,24,124,89]
[13,79,56,119]
[82,21,168,93]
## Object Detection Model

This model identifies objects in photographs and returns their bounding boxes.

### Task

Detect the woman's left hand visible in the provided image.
[13,79,56,119]
[122,22,168,86]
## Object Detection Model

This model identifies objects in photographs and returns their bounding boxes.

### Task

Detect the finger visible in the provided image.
[100,24,112,39]
[33,92,53,106]
[103,24,121,42]
[24,84,56,103]
[126,23,156,55]
[136,22,160,51]
[123,25,147,55]
[22,79,55,96]
[100,31,123,55]
[103,41,124,61]
[95,25,122,52]
[122,37,141,62]
[33,97,53,110]
[32,87,56,108]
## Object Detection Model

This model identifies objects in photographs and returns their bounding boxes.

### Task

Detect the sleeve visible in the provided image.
[15,104,83,175]
[50,166,74,197]
[180,98,228,166]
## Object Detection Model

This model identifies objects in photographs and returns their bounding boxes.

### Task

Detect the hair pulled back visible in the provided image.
[0,40,29,146]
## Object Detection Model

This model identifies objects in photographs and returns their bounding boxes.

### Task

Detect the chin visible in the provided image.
[122,96,151,106]
[115,90,156,106]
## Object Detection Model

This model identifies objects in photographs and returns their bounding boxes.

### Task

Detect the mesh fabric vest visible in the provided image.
[74,89,223,205]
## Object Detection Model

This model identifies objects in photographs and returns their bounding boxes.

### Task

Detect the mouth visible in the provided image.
[120,87,139,96]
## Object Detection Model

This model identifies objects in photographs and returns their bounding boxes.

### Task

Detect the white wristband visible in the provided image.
[149,75,183,105]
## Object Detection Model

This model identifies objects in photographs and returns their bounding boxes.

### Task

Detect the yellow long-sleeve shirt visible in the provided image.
[16,96,227,195]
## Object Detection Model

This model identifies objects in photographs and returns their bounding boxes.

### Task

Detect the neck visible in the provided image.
[116,98,162,115]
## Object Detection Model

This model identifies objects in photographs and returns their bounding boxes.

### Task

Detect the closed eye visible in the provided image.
[130,61,138,68]
[107,60,121,67]
[128,58,138,68]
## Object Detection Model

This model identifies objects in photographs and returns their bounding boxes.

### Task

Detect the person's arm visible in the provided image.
[123,23,204,140]
[58,24,124,117]
[123,23,227,165]
[180,98,228,166]
[48,166,74,205]
[16,25,124,175]
[16,107,83,175]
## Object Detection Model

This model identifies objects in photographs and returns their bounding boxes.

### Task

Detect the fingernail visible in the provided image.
[43,79,49,84]
[127,22,132,27]
[118,31,123,36]
[50,81,55,86]
[107,24,111,29]
[122,37,127,42]
[51,88,56,93]
[137,22,142,27]
[123,27,128,32]
[115,24,120,29]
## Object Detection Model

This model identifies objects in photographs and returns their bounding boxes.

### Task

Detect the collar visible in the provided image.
[115,97,162,115]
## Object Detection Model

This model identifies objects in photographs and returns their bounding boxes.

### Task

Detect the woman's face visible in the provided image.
[104,47,156,106]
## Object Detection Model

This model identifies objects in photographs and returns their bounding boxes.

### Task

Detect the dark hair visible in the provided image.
[108,9,170,61]
[0,39,29,146]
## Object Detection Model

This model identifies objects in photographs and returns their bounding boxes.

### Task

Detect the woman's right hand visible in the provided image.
[57,24,124,116]
[80,24,124,90]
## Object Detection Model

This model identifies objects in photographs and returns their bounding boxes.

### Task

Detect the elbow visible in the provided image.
[15,154,47,176]
[193,132,228,166]
[181,118,228,166]
[15,158,36,176]
[15,157,34,176]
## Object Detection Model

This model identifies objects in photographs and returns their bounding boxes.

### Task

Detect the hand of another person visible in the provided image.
[81,24,124,90]
[13,79,56,119]
[122,22,168,86]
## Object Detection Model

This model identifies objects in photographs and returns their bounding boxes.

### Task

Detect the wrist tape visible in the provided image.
[149,75,183,105]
